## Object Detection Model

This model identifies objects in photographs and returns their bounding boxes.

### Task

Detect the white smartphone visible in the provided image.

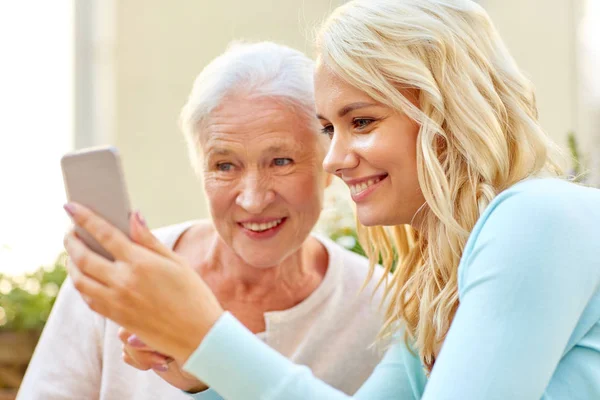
[61,146,132,260]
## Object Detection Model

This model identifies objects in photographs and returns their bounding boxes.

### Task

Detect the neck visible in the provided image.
[201,233,327,303]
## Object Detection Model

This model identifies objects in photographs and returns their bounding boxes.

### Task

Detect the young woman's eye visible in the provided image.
[353,118,375,130]
[216,162,234,172]
[273,158,293,167]
[320,124,334,139]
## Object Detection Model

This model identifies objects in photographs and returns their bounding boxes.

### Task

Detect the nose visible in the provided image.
[322,134,359,176]
[235,172,275,214]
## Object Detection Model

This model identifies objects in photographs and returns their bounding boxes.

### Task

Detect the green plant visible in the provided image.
[316,178,367,257]
[328,227,366,257]
[0,253,68,332]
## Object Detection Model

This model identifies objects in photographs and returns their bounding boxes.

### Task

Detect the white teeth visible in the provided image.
[349,177,382,195]
[242,218,283,232]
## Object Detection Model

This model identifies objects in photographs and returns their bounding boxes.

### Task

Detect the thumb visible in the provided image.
[129,210,172,258]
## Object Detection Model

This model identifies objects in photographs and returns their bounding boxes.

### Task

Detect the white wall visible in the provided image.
[89,0,345,227]
[83,0,595,228]
[482,0,600,182]
[481,0,579,147]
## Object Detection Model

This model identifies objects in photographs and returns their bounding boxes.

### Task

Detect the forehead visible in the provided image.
[200,96,317,153]
[314,63,375,113]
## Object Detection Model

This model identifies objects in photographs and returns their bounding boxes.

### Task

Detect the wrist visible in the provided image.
[178,309,225,364]
[183,382,209,394]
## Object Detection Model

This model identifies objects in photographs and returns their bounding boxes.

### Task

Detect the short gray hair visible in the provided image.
[179,41,317,171]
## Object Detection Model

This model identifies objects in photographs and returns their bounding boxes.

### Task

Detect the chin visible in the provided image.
[357,206,406,227]
[356,209,386,227]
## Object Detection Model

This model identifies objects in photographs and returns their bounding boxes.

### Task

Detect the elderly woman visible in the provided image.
[18,42,389,399]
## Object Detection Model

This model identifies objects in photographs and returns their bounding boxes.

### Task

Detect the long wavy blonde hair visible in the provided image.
[316,0,564,371]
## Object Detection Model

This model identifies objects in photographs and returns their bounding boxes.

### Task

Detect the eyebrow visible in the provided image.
[206,147,233,156]
[205,143,297,158]
[264,144,295,154]
[317,101,379,120]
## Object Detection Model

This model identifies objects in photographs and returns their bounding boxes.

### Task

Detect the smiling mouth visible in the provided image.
[349,174,388,196]
[240,218,285,232]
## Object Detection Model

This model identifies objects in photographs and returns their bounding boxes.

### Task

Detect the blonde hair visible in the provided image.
[316,0,564,371]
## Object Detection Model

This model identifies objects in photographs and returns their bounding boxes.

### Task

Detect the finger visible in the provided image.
[150,351,171,372]
[66,255,113,316]
[125,334,152,351]
[64,232,115,287]
[129,210,174,259]
[64,202,132,261]
[123,346,170,370]
[122,349,150,371]
[118,327,134,344]
[119,330,162,355]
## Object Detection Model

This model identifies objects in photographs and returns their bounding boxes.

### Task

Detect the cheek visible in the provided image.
[365,123,419,172]
[203,176,236,217]
[277,173,323,214]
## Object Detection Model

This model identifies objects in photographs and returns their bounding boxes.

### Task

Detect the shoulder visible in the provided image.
[459,178,600,292]
[151,219,212,249]
[482,179,600,221]
[471,178,600,244]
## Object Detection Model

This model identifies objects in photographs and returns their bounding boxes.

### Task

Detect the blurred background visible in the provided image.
[0,0,599,397]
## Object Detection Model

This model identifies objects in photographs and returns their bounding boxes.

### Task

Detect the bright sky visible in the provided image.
[0,2,73,275]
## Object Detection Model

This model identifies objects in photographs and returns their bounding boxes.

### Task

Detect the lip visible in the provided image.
[238,217,287,240]
[344,174,388,202]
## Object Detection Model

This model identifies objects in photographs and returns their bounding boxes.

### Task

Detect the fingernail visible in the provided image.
[127,334,146,348]
[152,363,169,372]
[63,203,76,216]
[135,211,147,228]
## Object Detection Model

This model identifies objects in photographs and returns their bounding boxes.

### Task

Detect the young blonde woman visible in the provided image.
[62,0,600,398]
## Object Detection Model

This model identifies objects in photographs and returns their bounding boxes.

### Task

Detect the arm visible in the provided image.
[421,189,600,399]
[62,203,425,400]
[17,276,104,399]
[185,185,598,399]
[182,312,425,400]
[117,329,218,398]
[60,184,599,399]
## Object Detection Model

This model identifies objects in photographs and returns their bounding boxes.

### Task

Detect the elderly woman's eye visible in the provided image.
[273,158,292,167]
[216,162,234,172]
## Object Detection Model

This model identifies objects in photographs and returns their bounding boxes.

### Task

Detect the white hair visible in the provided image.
[179,41,317,171]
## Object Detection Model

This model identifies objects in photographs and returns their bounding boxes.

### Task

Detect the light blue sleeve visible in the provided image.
[183,312,425,400]
[184,388,223,400]
[421,183,600,399]
[185,388,223,400]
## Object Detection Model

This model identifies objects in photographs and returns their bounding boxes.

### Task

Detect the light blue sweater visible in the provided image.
[184,178,600,399]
